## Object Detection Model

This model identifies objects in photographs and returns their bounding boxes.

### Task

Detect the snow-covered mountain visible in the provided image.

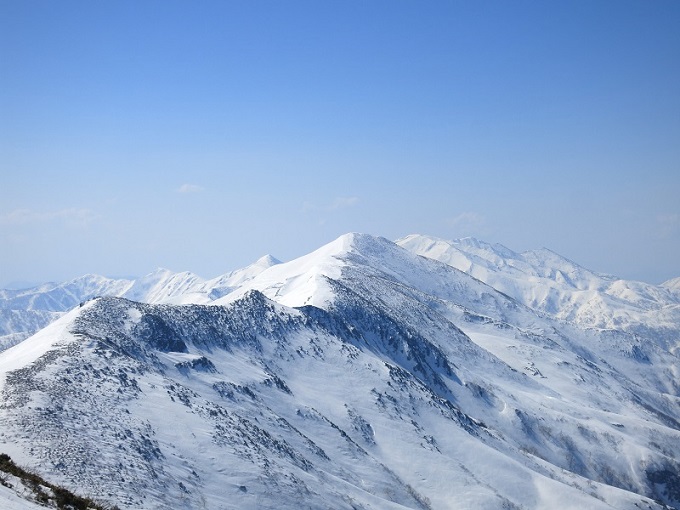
[0,233,678,509]
[0,274,134,313]
[663,276,680,293]
[0,256,280,351]
[397,234,680,350]
[0,275,133,352]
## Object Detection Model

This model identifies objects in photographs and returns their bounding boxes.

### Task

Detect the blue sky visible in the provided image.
[1,1,679,287]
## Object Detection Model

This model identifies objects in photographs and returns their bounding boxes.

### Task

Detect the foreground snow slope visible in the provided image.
[1,233,679,509]
[0,484,45,510]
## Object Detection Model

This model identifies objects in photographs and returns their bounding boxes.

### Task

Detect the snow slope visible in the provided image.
[0,484,44,510]
[1,233,678,509]
[663,276,680,292]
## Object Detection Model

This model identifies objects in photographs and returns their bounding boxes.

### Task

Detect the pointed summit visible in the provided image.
[254,254,281,268]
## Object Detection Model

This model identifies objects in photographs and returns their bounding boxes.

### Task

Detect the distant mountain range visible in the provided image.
[398,234,680,343]
[0,234,678,509]
[0,255,281,351]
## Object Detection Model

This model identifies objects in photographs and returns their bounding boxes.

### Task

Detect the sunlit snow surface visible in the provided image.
[397,234,680,342]
[0,233,678,509]
[0,482,45,510]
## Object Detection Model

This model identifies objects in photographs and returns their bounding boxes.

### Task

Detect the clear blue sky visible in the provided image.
[1,1,679,286]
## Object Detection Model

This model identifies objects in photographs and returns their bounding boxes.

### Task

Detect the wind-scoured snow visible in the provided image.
[0,233,678,509]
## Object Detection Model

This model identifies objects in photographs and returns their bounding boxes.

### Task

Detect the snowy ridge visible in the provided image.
[1,233,679,509]
[120,268,202,303]
[397,234,680,342]
[663,276,680,292]
[0,275,133,351]
[0,274,134,312]
[184,254,282,304]
[0,255,281,351]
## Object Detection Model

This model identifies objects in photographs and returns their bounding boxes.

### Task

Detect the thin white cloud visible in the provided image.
[328,196,359,210]
[303,196,360,213]
[177,184,204,194]
[657,213,680,238]
[447,211,486,230]
[0,208,98,227]
[445,211,492,239]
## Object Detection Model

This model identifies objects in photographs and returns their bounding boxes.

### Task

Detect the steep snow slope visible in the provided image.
[663,276,680,292]
[0,484,44,510]
[1,233,678,509]
[0,294,666,510]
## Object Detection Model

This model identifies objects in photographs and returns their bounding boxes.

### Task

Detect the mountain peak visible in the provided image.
[2,232,680,509]
[661,276,680,290]
[254,254,281,267]
[331,232,395,257]
[147,267,174,276]
[456,236,483,248]
[397,233,507,256]
[329,232,379,251]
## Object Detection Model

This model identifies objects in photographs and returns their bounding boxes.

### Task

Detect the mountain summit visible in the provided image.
[1,233,679,509]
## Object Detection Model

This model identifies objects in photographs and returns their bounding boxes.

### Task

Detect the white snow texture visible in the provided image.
[0,233,678,510]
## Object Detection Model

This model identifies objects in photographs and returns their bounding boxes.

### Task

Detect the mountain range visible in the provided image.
[0,233,678,509]
[0,255,281,352]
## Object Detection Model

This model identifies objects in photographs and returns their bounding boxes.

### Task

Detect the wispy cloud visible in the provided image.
[657,213,680,238]
[303,196,360,213]
[447,211,486,230]
[0,208,98,227]
[177,184,204,194]
[444,211,492,238]
[328,196,359,210]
